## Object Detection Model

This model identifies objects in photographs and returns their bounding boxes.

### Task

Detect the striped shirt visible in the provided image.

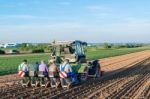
[60,63,72,73]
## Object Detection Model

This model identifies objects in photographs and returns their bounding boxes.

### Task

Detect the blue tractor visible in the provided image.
[49,40,102,88]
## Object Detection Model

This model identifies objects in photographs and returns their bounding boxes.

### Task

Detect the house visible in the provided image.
[0,44,4,48]
[3,43,21,48]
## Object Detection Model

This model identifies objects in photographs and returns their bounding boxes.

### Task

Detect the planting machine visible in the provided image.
[21,40,102,88]
[49,40,102,88]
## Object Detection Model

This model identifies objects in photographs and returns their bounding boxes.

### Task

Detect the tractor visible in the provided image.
[49,40,101,88]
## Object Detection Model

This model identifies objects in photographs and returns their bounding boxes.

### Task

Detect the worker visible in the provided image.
[28,62,39,84]
[38,60,49,85]
[18,59,29,85]
[49,60,60,86]
[34,62,39,71]
[28,62,39,74]
[39,60,48,76]
[59,59,73,87]
[18,59,29,77]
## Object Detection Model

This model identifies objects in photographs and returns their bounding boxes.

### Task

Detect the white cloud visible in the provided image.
[9,15,35,19]
[0,15,36,19]
[87,5,110,11]
[0,0,41,8]
[0,20,150,43]
[87,5,113,19]
[59,1,71,6]
[0,15,52,20]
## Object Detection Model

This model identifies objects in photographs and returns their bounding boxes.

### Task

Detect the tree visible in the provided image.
[21,43,27,48]
[103,43,111,49]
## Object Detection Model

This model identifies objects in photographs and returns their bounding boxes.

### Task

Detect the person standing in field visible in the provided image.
[39,60,48,76]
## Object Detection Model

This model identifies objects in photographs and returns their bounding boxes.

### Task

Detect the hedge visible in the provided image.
[32,49,44,53]
[0,50,5,54]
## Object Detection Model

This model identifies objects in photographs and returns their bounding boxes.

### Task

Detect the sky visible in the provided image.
[0,0,150,43]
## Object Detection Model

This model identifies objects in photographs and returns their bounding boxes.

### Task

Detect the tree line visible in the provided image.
[103,43,145,49]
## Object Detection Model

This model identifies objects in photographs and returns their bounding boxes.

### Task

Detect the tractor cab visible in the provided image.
[50,40,87,63]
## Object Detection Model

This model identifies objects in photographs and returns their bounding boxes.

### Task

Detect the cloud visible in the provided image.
[0,22,84,35]
[87,5,113,18]
[0,15,36,19]
[0,20,150,43]
[0,15,52,20]
[87,5,110,11]
[8,15,35,19]
[0,0,41,8]
[59,1,71,6]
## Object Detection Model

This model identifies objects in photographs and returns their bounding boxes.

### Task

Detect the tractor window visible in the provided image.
[76,43,84,55]
[64,45,75,54]
[51,47,56,56]
[64,48,70,54]
[69,46,75,54]
[55,46,61,56]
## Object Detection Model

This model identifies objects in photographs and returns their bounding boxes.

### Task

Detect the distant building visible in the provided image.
[3,43,21,48]
[0,44,4,48]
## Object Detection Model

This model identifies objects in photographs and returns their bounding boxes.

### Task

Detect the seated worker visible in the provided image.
[49,60,60,86]
[28,62,39,74]
[18,60,29,85]
[34,62,39,71]
[39,60,48,76]
[59,59,73,87]
[28,62,39,84]
[18,59,29,77]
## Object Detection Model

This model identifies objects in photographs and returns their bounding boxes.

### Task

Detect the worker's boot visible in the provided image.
[36,81,40,87]
[56,81,61,88]
[67,82,72,89]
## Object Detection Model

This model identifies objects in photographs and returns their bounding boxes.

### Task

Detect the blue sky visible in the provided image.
[0,0,150,43]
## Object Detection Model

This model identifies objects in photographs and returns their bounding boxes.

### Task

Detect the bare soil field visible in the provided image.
[0,50,150,99]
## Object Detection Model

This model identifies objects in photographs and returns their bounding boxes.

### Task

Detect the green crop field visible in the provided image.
[86,47,150,60]
[0,54,49,75]
[0,47,150,75]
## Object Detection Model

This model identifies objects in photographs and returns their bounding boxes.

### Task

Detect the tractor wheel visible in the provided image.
[79,58,86,63]
[92,60,101,78]
[80,72,88,82]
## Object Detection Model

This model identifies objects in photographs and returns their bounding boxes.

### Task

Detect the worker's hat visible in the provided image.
[49,59,55,63]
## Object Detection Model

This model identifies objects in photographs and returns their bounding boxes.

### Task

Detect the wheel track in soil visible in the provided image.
[49,57,150,99]
[88,58,150,99]
[106,60,150,99]
[138,80,150,99]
